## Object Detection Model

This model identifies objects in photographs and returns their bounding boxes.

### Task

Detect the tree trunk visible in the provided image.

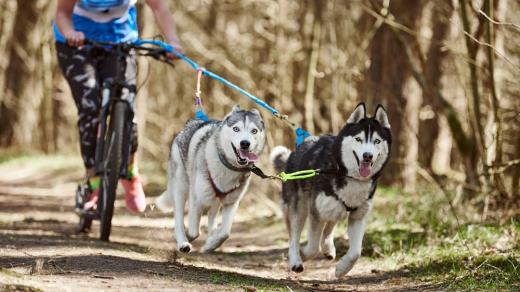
[303,0,322,134]
[361,0,424,186]
[459,0,490,190]
[0,1,17,103]
[483,0,508,198]
[419,0,453,171]
[0,0,52,148]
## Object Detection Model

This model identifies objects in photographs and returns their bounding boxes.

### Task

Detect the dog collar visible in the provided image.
[217,151,253,173]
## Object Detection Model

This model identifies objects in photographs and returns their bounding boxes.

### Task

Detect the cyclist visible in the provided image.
[54,0,184,213]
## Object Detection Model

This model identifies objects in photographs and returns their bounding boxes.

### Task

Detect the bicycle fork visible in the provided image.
[94,81,137,179]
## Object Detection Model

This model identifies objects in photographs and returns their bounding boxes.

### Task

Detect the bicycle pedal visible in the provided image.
[75,207,98,218]
[75,181,92,210]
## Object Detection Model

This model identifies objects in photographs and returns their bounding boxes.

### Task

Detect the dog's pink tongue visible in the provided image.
[359,162,372,177]
[239,150,259,163]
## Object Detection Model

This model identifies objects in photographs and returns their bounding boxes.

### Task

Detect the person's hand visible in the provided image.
[166,40,185,60]
[64,29,85,47]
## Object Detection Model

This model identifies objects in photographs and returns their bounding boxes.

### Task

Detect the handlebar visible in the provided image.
[82,39,178,66]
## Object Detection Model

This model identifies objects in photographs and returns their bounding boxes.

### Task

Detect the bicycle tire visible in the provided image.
[99,101,127,241]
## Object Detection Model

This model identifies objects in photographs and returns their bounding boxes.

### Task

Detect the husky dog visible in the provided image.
[270,103,391,277]
[156,105,266,253]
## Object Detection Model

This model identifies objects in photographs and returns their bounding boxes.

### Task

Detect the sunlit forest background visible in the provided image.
[0,0,519,215]
[0,0,519,290]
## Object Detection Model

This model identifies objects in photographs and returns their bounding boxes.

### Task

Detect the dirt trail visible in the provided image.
[0,157,431,291]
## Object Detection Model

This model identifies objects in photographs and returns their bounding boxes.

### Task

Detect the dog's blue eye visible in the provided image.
[251,129,258,134]
[374,139,381,144]
[355,137,362,143]
[233,126,240,132]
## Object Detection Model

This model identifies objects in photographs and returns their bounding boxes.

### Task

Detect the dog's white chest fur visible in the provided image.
[315,193,346,221]
[315,179,371,221]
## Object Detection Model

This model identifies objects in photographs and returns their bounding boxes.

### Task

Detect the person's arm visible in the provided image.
[145,0,184,55]
[56,0,85,46]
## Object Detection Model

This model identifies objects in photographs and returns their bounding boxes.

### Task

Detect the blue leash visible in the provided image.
[134,39,311,146]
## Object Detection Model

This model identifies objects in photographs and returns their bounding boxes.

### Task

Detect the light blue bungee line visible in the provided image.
[134,39,311,146]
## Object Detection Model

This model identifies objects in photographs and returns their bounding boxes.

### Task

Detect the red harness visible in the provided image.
[207,171,247,199]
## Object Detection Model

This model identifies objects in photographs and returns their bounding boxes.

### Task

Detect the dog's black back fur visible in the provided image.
[282,116,392,208]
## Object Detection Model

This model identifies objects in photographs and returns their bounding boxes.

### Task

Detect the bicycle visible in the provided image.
[75,39,173,241]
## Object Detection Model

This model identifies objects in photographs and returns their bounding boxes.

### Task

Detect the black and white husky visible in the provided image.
[270,103,391,277]
[156,105,266,253]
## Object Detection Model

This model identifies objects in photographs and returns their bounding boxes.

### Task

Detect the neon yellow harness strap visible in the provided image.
[278,169,317,182]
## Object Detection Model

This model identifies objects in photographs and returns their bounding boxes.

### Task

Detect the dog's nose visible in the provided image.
[240,140,251,150]
[363,152,373,161]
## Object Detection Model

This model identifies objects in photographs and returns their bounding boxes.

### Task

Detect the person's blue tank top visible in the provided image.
[54,0,138,43]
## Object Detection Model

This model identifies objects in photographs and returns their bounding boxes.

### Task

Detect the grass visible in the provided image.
[344,185,520,291]
[407,254,519,291]
[400,222,520,291]
[0,268,23,278]
[208,270,290,292]
[0,284,44,292]
[0,151,82,172]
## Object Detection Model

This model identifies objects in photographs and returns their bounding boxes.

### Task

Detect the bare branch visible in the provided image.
[461,30,519,70]
[478,8,520,31]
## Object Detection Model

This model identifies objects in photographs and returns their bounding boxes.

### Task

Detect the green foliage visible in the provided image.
[0,284,44,292]
[209,271,289,291]
[408,254,519,291]
[0,268,23,278]
[334,185,520,290]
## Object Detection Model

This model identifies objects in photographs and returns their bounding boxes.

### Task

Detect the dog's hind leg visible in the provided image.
[202,201,238,252]
[155,150,178,212]
[335,214,368,277]
[301,213,324,261]
[286,192,307,273]
[321,221,337,260]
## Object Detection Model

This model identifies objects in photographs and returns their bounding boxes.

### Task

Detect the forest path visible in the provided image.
[0,156,432,291]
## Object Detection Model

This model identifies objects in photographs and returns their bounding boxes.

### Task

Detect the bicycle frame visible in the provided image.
[76,40,172,234]
[94,48,136,181]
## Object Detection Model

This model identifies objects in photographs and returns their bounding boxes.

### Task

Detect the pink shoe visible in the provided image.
[120,175,146,212]
[83,187,100,210]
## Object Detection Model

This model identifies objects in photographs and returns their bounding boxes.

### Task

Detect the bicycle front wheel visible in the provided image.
[99,101,127,241]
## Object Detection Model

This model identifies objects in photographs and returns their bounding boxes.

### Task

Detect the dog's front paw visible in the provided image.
[202,233,229,253]
[289,256,304,273]
[300,246,319,261]
[322,244,336,260]
[335,254,359,277]
[291,263,304,273]
[178,242,192,253]
[186,232,199,243]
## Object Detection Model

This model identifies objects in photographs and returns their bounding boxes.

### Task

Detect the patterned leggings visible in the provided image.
[56,42,138,169]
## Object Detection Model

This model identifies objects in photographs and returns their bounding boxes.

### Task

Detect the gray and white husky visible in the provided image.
[156,105,266,253]
[270,103,391,277]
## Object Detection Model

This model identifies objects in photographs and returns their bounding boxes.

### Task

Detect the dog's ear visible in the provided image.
[232,104,241,112]
[224,104,241,120]
[374,104,391,129]
[250,108,261,116]
[347,102,366,124]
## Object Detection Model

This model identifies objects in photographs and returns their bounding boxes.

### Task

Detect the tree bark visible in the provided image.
[484,0,508,198]
[303,0,322,134]
[361,0,424,186]
[0,0,52,148]
[459,0,490,189]
[419,0,453,170]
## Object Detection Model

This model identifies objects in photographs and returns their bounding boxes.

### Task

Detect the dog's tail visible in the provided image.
[155,190,174,212]
[270,146,291,173]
